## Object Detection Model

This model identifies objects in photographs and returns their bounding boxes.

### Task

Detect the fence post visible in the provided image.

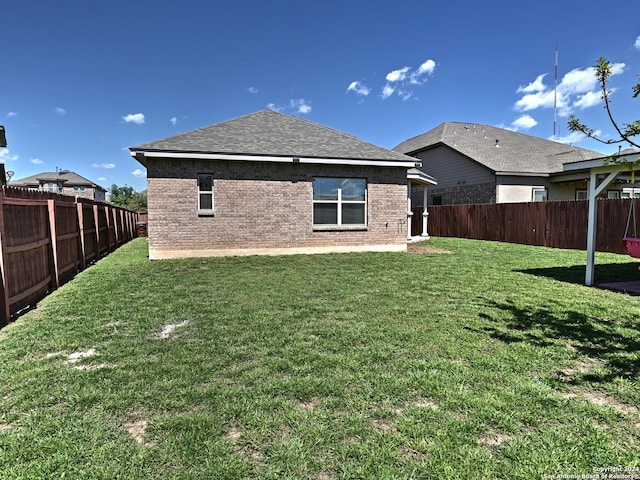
[47,199,60,289]
[76,201,86,270]
[93,204,100,256]
[0,192,9,326]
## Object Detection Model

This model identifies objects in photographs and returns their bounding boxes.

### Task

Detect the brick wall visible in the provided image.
[147,158,409,258]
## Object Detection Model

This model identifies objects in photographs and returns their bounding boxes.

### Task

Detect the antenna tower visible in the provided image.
[553,43,558,141]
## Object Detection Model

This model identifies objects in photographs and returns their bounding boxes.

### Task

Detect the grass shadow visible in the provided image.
[517,262,640,286]
[473,298,640,384]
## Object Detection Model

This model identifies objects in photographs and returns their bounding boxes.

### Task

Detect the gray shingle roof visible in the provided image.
[9,170,106,190]
[393,121,604,174]
[131,109,417,163]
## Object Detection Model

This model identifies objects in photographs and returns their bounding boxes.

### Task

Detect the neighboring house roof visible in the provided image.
[131,109,421,168]
[393,121,604,175]
[9,169,107,191]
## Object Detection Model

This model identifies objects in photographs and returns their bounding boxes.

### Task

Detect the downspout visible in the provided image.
[407,180,413,241]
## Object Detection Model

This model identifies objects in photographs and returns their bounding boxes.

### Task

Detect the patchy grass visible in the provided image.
[0,237,639,479]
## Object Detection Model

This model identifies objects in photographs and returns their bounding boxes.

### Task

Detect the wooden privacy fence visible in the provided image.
[0,186,139,327]
[415,198,640,255]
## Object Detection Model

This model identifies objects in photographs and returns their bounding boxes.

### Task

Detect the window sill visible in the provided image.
[198,210,215,217]
[313,224,368,232]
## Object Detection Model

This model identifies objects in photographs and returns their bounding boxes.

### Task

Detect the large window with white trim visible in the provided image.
[198,174,214,215]
[312,177,366,226]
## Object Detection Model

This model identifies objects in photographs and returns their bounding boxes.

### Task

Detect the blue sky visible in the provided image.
[2,0,639,193]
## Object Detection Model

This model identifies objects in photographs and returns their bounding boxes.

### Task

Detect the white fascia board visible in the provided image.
[495,171,550,177]
[131,150,419,168]
[563,153,640,172]
[407,173,437,185]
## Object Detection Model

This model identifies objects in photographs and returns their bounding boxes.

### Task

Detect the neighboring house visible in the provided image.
[130,109,435,259]
[9,169,107,201]
[394,121,607,206]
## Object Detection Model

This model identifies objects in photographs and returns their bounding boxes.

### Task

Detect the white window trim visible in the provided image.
[312,177,367,227]
[532,187,547,202]
[197,173,214,216]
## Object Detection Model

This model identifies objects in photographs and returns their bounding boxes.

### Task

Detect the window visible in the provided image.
[608,190,620,199]
[576,190,588,200]
[198,174,214,215]
[532,188,547,202]
[313,177,366,226]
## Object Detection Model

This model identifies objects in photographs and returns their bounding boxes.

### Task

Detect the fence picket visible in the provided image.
[0,186,139,327]
[421,199,640,255]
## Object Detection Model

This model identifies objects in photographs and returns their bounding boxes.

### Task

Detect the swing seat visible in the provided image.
[623,237,640,258]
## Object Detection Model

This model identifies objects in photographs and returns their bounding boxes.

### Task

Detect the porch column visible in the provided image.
[407,180,413,241]
[585,169,621,286]
[422,185,430,238]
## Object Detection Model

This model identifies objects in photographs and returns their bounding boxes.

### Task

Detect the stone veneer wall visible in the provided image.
[412,182,496,206]
[147,158,409,258]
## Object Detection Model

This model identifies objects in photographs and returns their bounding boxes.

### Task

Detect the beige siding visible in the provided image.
[147,158,409,258]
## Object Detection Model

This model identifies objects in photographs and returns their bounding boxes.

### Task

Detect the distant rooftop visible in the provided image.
[394,121,605,174]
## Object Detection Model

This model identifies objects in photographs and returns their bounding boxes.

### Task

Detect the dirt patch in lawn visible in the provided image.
[293,397,321,411]
[563,390,638,416]
[67,348,97,363]
[156,320,190,339]
[407,244,453,254]
[478,432,510,451]
[556,357,601,383]
[125,419,155,446]
[394,397,440,415]
[224,426,265,466]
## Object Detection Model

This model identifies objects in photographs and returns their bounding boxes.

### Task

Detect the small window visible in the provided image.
[312,177,366,226]
[576,190,587,200]
[198,174,214,215]
[532,188,547,202]
[607,190,620,199]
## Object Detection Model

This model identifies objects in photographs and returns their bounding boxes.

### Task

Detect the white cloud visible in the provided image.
[293,99,311,114]
[635,35,640,50]
[572,90,602,110]
[386,66,410,83]
[511,115,538,130]
[0,148,18,162]
[170,117,177,126]
[31,158,43,165]
[248,86,258,94]
[416,59,436,76]
[92,163,116,169]
[517,74,548,94]
[347,81,371,96]
[555,130,599,145]
[514,90,557,111]
[380,59,436,101]
[132,168,146,178]
[122,113,145,125]
[98,176,107,182]
[55,107,66,115]
[513,62,626,119]
[6,111,17,118]
[381,85,395,99]
[267,99,311,114]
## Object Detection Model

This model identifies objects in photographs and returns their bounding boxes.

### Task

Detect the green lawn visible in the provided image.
[0,237,639,479]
